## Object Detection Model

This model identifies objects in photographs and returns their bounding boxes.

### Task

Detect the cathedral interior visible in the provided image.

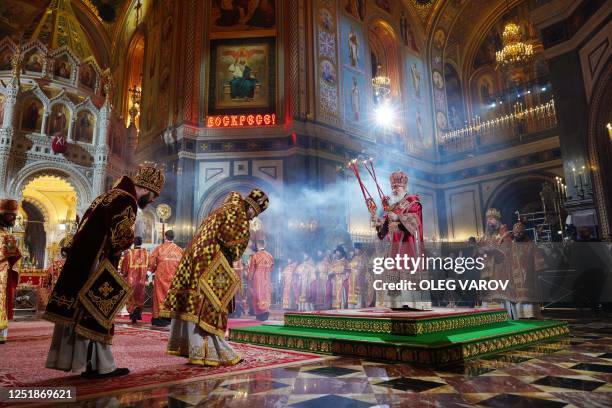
[0,0,611,407]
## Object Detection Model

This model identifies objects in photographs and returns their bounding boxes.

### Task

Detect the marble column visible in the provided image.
[0,68,20,196]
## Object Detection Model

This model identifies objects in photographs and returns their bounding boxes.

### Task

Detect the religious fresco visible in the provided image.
[210,0,276,35]
[342,71,366,125]
[405,53,433,149]
[344,0,365,22]
[399,12,419,54]
[20,98,43,132]
[209,38,275,113]
[47,104,70,136]
[340,16,366,130]
[341,19,365,73]
[79,63,97,89]
[53,57,72,80]
[316,0,340,122]
[23,50,44,73]
[75,110,95,143]
[405,54,424,101]
[444,63,465,130]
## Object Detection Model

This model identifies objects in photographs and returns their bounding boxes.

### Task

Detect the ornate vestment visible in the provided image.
[348,253,366,306]
[1,227,21,340]
[478,227,512,302]
[149,241,182,318]
[120,248,149,312]
[331,258,349,309]
[162,192,250,338]
[247,249,274,315]
[312,258,329,309]
[281,262,298,309]
[377,194,430,308]
[39,258,65,309]
[43,176,138,344]
[295,259,315,304]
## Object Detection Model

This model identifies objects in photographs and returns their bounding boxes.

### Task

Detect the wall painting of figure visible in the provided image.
[209,37,276,114]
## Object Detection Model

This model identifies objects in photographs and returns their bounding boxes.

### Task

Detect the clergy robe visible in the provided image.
[281,261,298,310]
[312,257,330,309]
[247,249,274,316]
[331,258,349,309]
[0,227,21,342]
[295,259,315,311]
[120,247,149,314]
[148,241,182,318]
[162,191,250,366]
[43,176,137,373]
[348,253,365,308]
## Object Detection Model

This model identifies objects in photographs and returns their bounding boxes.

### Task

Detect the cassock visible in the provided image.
[247,248,274,319]
[148,241,182,319]
[0,226,21,343]
[162,191,255,366]
[376,192,431,309]
[120,247,149,316]
[43,176,138,374]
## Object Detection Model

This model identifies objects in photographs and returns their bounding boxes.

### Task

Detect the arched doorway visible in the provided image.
[486,174,556,230]
[197,177,280,255]
[20,175,78,268]
[587,58,612,239]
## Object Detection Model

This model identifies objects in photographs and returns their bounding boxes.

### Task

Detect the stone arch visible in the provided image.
[21,195,51,225]
[586,56,612,239]
[196,175,278,223]
[484,172,557,228]
[8,161,93,216]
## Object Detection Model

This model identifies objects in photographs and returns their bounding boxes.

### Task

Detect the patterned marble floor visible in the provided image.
[69,318,612,408]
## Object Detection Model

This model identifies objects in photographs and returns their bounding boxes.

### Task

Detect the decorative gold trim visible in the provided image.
[78,258,133,330]
[74,324,113,345]
[197,251,238,311]
[284,310,509,335]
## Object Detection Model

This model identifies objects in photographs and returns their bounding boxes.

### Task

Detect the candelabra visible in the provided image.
[568,161,593,200]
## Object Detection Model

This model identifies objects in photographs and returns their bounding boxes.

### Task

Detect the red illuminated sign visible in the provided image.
[206,113,277,128]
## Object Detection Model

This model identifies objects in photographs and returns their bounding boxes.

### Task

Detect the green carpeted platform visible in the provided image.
[230,309,569,365]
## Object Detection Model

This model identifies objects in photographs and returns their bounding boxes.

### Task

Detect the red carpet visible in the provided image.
[0,320,328,401]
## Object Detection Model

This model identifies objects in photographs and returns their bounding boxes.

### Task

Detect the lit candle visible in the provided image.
[572,167,577,187]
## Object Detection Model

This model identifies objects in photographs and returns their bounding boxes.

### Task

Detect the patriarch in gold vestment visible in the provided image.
[162,189,269,366]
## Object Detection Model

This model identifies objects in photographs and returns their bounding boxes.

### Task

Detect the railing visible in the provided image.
[440,98,557,153]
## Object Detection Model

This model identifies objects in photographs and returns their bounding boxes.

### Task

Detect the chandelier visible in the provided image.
[372,65,391,99]
[496,21,533,68]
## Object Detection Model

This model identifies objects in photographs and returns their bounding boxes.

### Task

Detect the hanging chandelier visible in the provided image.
[372,65,391,99]
[496,21,533,68]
